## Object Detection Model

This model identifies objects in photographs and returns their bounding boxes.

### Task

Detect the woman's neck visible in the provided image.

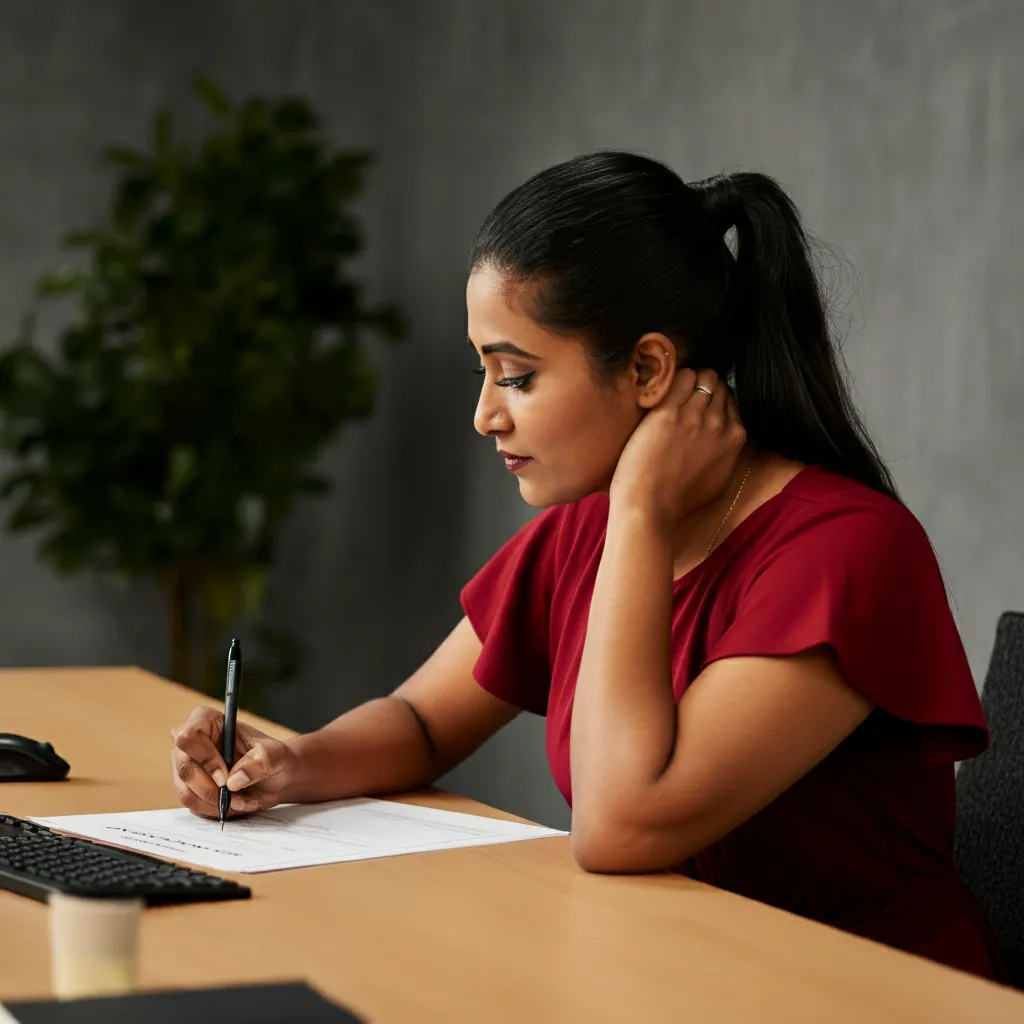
[670,447,805,581]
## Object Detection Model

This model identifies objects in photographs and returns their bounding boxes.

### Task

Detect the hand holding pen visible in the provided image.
[169,638,300,820]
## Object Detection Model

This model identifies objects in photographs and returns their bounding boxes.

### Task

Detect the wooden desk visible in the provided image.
[0,668,1020,1022]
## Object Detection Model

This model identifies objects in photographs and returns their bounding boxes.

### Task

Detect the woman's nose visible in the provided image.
[473,383,512,437]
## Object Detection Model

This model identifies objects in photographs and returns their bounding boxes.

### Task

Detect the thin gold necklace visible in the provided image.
[696,456,755,567]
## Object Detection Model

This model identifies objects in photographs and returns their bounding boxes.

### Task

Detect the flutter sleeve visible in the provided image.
[702,503,989,765]
[459,505,568,716]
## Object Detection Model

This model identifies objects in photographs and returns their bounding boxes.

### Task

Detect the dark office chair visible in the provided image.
[955,610,1024,988]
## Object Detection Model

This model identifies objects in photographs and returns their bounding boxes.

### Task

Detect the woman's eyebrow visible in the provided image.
[465,336,542,360]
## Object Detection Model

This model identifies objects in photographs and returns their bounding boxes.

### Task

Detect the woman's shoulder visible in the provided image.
[764,462,935,565]
[784,462,905,512]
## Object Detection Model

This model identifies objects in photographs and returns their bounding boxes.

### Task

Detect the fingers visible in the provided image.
[170,747,219,817]
[170,745,264,817]
[169,708,281,820]
[226,739,278,792]
[170,741,220,803]
[703,376,729,431]
[682,369,744,445]
[693,369,719,399]
[667,366,698,404]
[228,791,264,815]
[171,706,229,787]
[680,369,720,414]
[662,366,728,411]
[171,766,256,818]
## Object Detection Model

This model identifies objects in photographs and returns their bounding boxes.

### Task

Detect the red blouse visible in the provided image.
[460,464,1006,981]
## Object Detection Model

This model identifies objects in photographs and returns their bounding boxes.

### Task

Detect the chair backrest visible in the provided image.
[955,610,1024,988]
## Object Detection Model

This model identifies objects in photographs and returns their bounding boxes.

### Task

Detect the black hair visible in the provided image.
[469,150,901,504]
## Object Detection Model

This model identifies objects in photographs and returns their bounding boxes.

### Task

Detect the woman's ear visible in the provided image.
[632,334,678,409]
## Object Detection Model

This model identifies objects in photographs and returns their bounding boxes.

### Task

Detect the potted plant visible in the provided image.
[0,77,404,704]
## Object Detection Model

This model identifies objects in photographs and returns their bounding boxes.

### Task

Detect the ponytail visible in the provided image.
[695,172,901,504]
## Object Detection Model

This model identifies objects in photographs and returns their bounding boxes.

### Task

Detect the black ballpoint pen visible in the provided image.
[218,638,242,831]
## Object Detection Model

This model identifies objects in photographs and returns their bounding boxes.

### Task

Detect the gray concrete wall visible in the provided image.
[0,1,1021,831]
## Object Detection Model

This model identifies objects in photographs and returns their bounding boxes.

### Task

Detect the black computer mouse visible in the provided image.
[0,733,70,781]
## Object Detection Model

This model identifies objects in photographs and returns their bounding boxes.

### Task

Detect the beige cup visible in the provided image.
[48,893,142,999]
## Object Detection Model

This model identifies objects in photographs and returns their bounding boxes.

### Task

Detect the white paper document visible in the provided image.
[31,799,567,874]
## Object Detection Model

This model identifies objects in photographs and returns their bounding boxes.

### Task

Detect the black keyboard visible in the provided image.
[0,812,251,905]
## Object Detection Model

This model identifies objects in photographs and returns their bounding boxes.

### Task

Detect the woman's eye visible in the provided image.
[498,372,535,390]
[472,367,535,391]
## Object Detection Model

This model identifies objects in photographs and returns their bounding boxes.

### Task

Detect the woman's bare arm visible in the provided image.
[281,616,519,803]
[569,504,871,873]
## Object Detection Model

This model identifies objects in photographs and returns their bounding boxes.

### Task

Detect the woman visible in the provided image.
[170,152,1005,981]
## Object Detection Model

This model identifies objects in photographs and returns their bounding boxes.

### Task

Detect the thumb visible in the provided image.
[225,740,278,791]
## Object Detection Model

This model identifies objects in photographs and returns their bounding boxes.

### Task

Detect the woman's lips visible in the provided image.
[497,450,532,473]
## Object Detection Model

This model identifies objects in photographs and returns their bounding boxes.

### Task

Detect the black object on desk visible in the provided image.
[218,639,242,830]
[0,734,70,782]
[0,812,250,906]
[2,981,366,1023]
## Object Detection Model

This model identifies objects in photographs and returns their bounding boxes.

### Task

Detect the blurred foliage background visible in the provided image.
[0,76,405,707]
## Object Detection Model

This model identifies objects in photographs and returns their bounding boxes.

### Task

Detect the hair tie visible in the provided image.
[694,174,742,260]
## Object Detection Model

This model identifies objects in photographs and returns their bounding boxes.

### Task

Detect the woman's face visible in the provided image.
[466,266,647,507]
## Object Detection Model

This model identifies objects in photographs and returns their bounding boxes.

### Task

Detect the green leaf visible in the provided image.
[0,470,38,500]
[325,153,372,202]
[37,267,87,296]
[103,145,147,169]
[38,527,94,575]
[274,98,316,133]
[7,497,54,532]
[2,346,55,399]
[152,110,173,154]
[164,445,197,498]
[112,173,158,227]
[193,75,232,118]
[175,198,208,238]
[49,438,95,482]
[239,98,270,135]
